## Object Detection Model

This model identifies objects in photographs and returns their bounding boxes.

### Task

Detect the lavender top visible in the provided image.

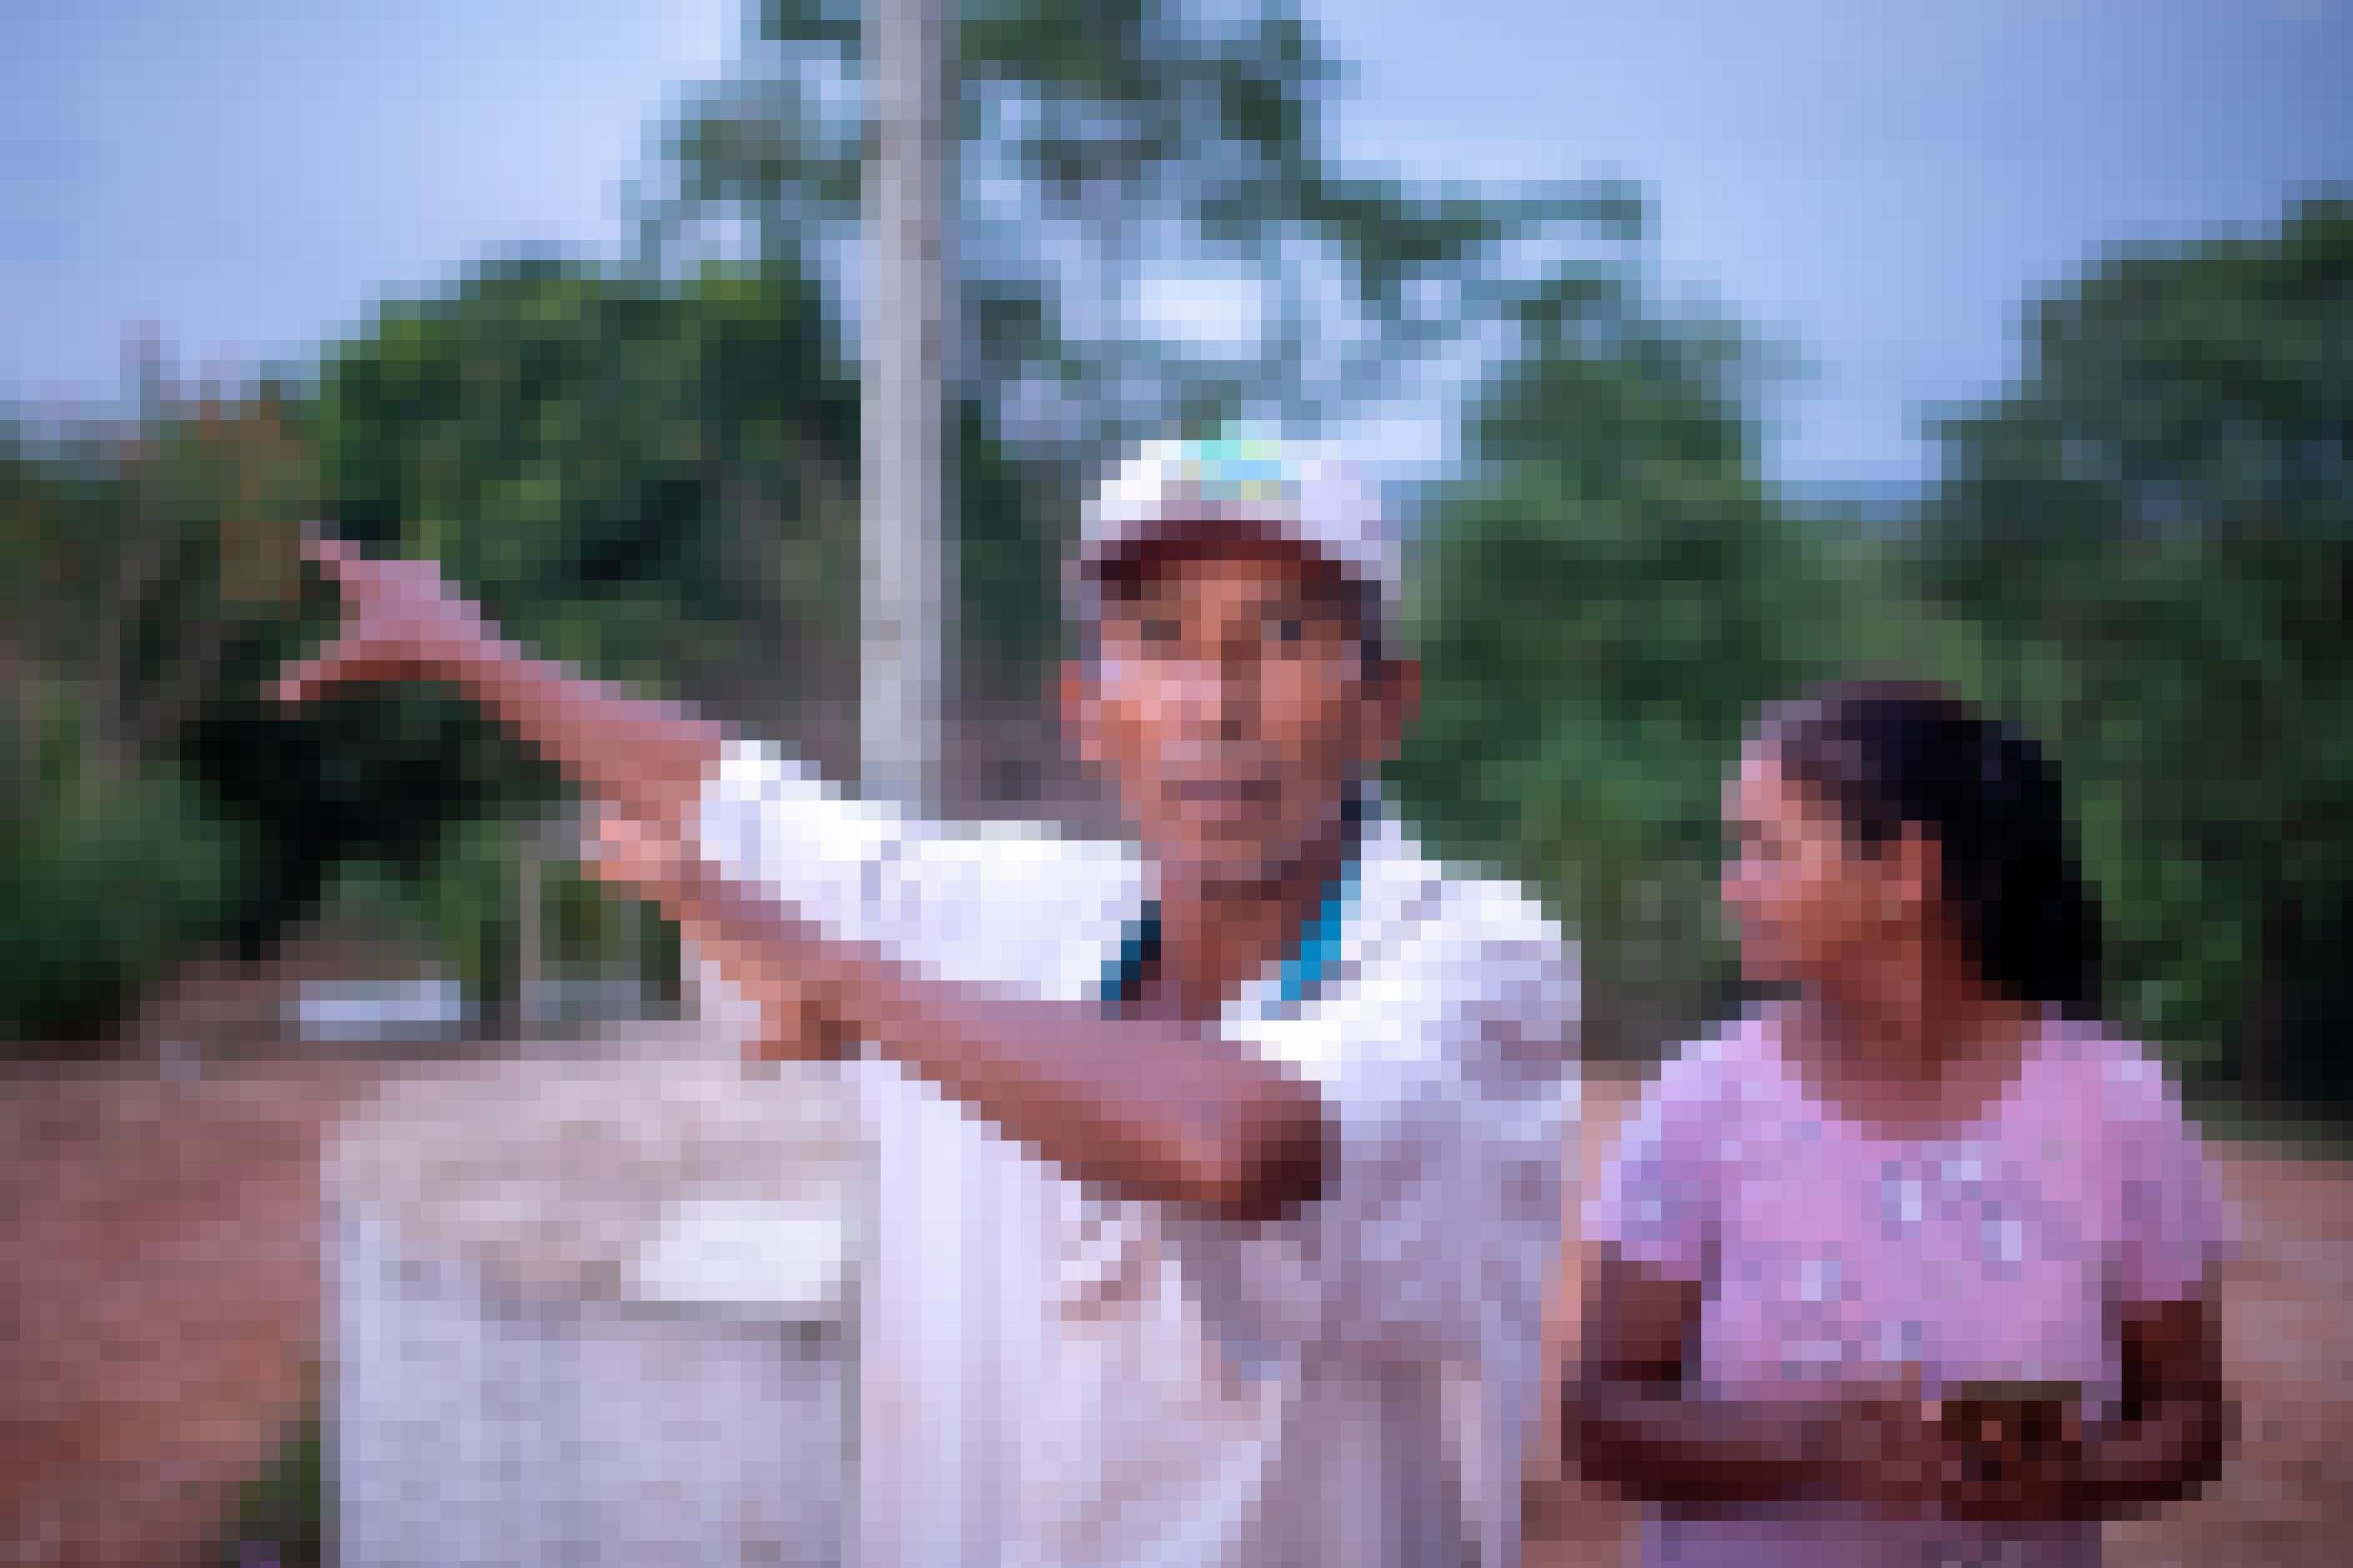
[1584,1006,2232,1568]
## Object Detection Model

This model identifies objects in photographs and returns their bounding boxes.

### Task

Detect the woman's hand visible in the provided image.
[1855,1372,2098,1522]
[1935,1397,2093,1523]
[1818,1365,1957,1511]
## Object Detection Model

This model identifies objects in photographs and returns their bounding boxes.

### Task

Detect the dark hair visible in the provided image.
[1755,676,2104,1016]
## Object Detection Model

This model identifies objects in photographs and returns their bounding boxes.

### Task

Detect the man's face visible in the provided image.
[1065,535,1414,892]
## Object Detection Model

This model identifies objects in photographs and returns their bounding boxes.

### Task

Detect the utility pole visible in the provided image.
[862,0,955,810]
[857,2,962,1566]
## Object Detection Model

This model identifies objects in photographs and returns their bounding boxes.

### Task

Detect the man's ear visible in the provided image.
[1375,656,1421,764]
[1059,658,1104,772]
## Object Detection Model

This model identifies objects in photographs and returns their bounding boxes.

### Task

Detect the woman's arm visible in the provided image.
[1945,1285,2231,1523]
[1566,1249,1949,1510]
[2082,1288,2233,1507]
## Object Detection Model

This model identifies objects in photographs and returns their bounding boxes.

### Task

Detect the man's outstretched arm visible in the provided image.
[279,530,1333,1222]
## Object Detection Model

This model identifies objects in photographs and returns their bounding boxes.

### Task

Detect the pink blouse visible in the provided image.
[1584,1006,2232,1568]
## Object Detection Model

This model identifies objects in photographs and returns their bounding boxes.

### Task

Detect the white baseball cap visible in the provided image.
[1071,433,1403,636]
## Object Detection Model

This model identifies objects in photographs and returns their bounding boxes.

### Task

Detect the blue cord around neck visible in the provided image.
[1101,788,1367,1013]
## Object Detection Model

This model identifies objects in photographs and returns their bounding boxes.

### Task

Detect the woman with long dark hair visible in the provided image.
[1571,678,2232,1567]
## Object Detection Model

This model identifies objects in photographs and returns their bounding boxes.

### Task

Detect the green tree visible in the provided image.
[1393,286,1831,1061]
[174,255,869,1010]
[311,255,856,706]
[1911,195,2353,1105]
[0,368,303,1039]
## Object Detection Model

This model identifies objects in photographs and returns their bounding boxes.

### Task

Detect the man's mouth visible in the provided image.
[1169,777,1282,814]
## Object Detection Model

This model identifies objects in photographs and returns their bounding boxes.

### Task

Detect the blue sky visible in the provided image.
[4,0,2347,490]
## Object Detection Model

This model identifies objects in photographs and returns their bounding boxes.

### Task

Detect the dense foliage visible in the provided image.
[1391,295,1825,1058]
[1906,198,2353,1102]
[1,4,2342,1113]
[2,382,298,1037]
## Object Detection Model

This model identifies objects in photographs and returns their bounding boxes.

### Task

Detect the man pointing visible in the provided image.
[280,435,1579,1567]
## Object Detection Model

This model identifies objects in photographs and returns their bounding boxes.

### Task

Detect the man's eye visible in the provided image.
[1140,618,1180,645]
[1269,616,1305,645]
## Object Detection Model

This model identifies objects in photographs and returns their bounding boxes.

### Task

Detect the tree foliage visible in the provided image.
[0,374,303,1038]
[644,0,1642,591]
[6,0,2339,1105]
[1393,291,1829,1058]
[1909,195,2353,1102]
[314,255,856,704]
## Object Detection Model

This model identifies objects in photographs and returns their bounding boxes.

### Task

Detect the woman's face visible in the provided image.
[1721,744,1922,990]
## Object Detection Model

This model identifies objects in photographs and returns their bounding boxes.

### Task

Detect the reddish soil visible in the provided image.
[2,1061,2345,1566]
[0,1058,388,1568]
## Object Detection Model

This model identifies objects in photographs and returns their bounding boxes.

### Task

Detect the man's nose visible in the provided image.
[1163,656,1261,730]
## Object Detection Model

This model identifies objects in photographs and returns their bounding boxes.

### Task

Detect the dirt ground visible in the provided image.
[0,1057,387,1567]
[1,1057,2347,1566]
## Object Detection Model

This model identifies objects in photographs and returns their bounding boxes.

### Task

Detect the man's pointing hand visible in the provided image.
[271,526,496,707]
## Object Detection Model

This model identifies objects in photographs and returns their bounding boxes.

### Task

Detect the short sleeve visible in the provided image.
[1583,1038,1727,1282]
[689,737,1126,984]
[691,737,917,948]
[2112,1054,2234,1305]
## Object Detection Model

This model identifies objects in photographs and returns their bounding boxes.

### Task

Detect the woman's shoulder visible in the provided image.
[2036,1013,2192,1110]
[1645,1006,1789,1118]
[2030,1015,2239,1279]
[2022,1014,2213,1165]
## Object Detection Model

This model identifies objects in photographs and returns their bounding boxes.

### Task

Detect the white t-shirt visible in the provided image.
[693,740,1580,1568]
